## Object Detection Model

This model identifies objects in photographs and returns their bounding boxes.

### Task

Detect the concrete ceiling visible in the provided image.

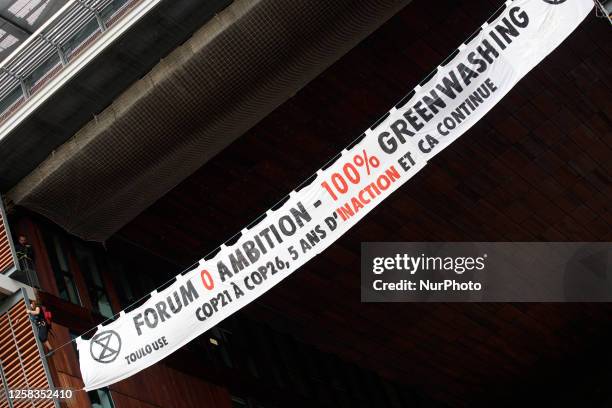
[8,0,412,241]
[0,0,233,190]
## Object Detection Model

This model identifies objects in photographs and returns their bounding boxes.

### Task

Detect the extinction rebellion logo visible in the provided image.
[90,330,122,363]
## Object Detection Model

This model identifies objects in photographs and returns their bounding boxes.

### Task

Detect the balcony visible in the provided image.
[0,0,233,192]
[0,194,40,295]
[0,0,157,132]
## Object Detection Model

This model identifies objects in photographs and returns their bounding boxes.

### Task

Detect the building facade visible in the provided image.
[0,207,441,408]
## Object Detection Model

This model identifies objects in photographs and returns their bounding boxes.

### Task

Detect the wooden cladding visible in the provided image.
[0,300,55,408]
[0,204,15,274]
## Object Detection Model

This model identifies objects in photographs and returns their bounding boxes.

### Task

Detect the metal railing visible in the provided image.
[0,0,161,130]
[1,192,40,288]
[0,195,17,276]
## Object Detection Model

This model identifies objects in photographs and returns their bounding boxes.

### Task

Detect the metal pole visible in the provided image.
[0,359,14,408]
[22,289,61,408]
[18,79,29,100]
[39,34,68,67]
[595,0,612,25]
[0,194,19,276]
[95,12,107,32]
[7,291,35,408]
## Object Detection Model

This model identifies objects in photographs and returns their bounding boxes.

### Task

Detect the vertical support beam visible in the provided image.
[57,47,68,67]
[18,78,29,100]
[95,12,107,32]
[0,193,18,276]
[0,359,14,408]
[75,0,107,32]
[6,295,35,408]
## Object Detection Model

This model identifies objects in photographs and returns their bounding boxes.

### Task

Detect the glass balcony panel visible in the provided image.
[100,0,131,26]
[26,52,62,94]
[0,86,24,116]
[61,17,100,62]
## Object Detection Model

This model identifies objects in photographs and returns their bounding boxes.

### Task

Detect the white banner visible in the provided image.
[77,0,593,390]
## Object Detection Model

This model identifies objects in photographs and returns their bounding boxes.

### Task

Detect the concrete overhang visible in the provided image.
[0,272,35,299]
[0,0,233,189]
[7,0,411,241]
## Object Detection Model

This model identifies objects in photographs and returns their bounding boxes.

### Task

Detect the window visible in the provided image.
[0,29,19,52]
[73,242,113,319]
[88,388,114,408]
[8,0,51,24]
[232,397,249,408]
[44,232,81,305]
[107,258,134,308]
[100,0,130,24]
[207,327,234,368]
[69,333,115,407]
